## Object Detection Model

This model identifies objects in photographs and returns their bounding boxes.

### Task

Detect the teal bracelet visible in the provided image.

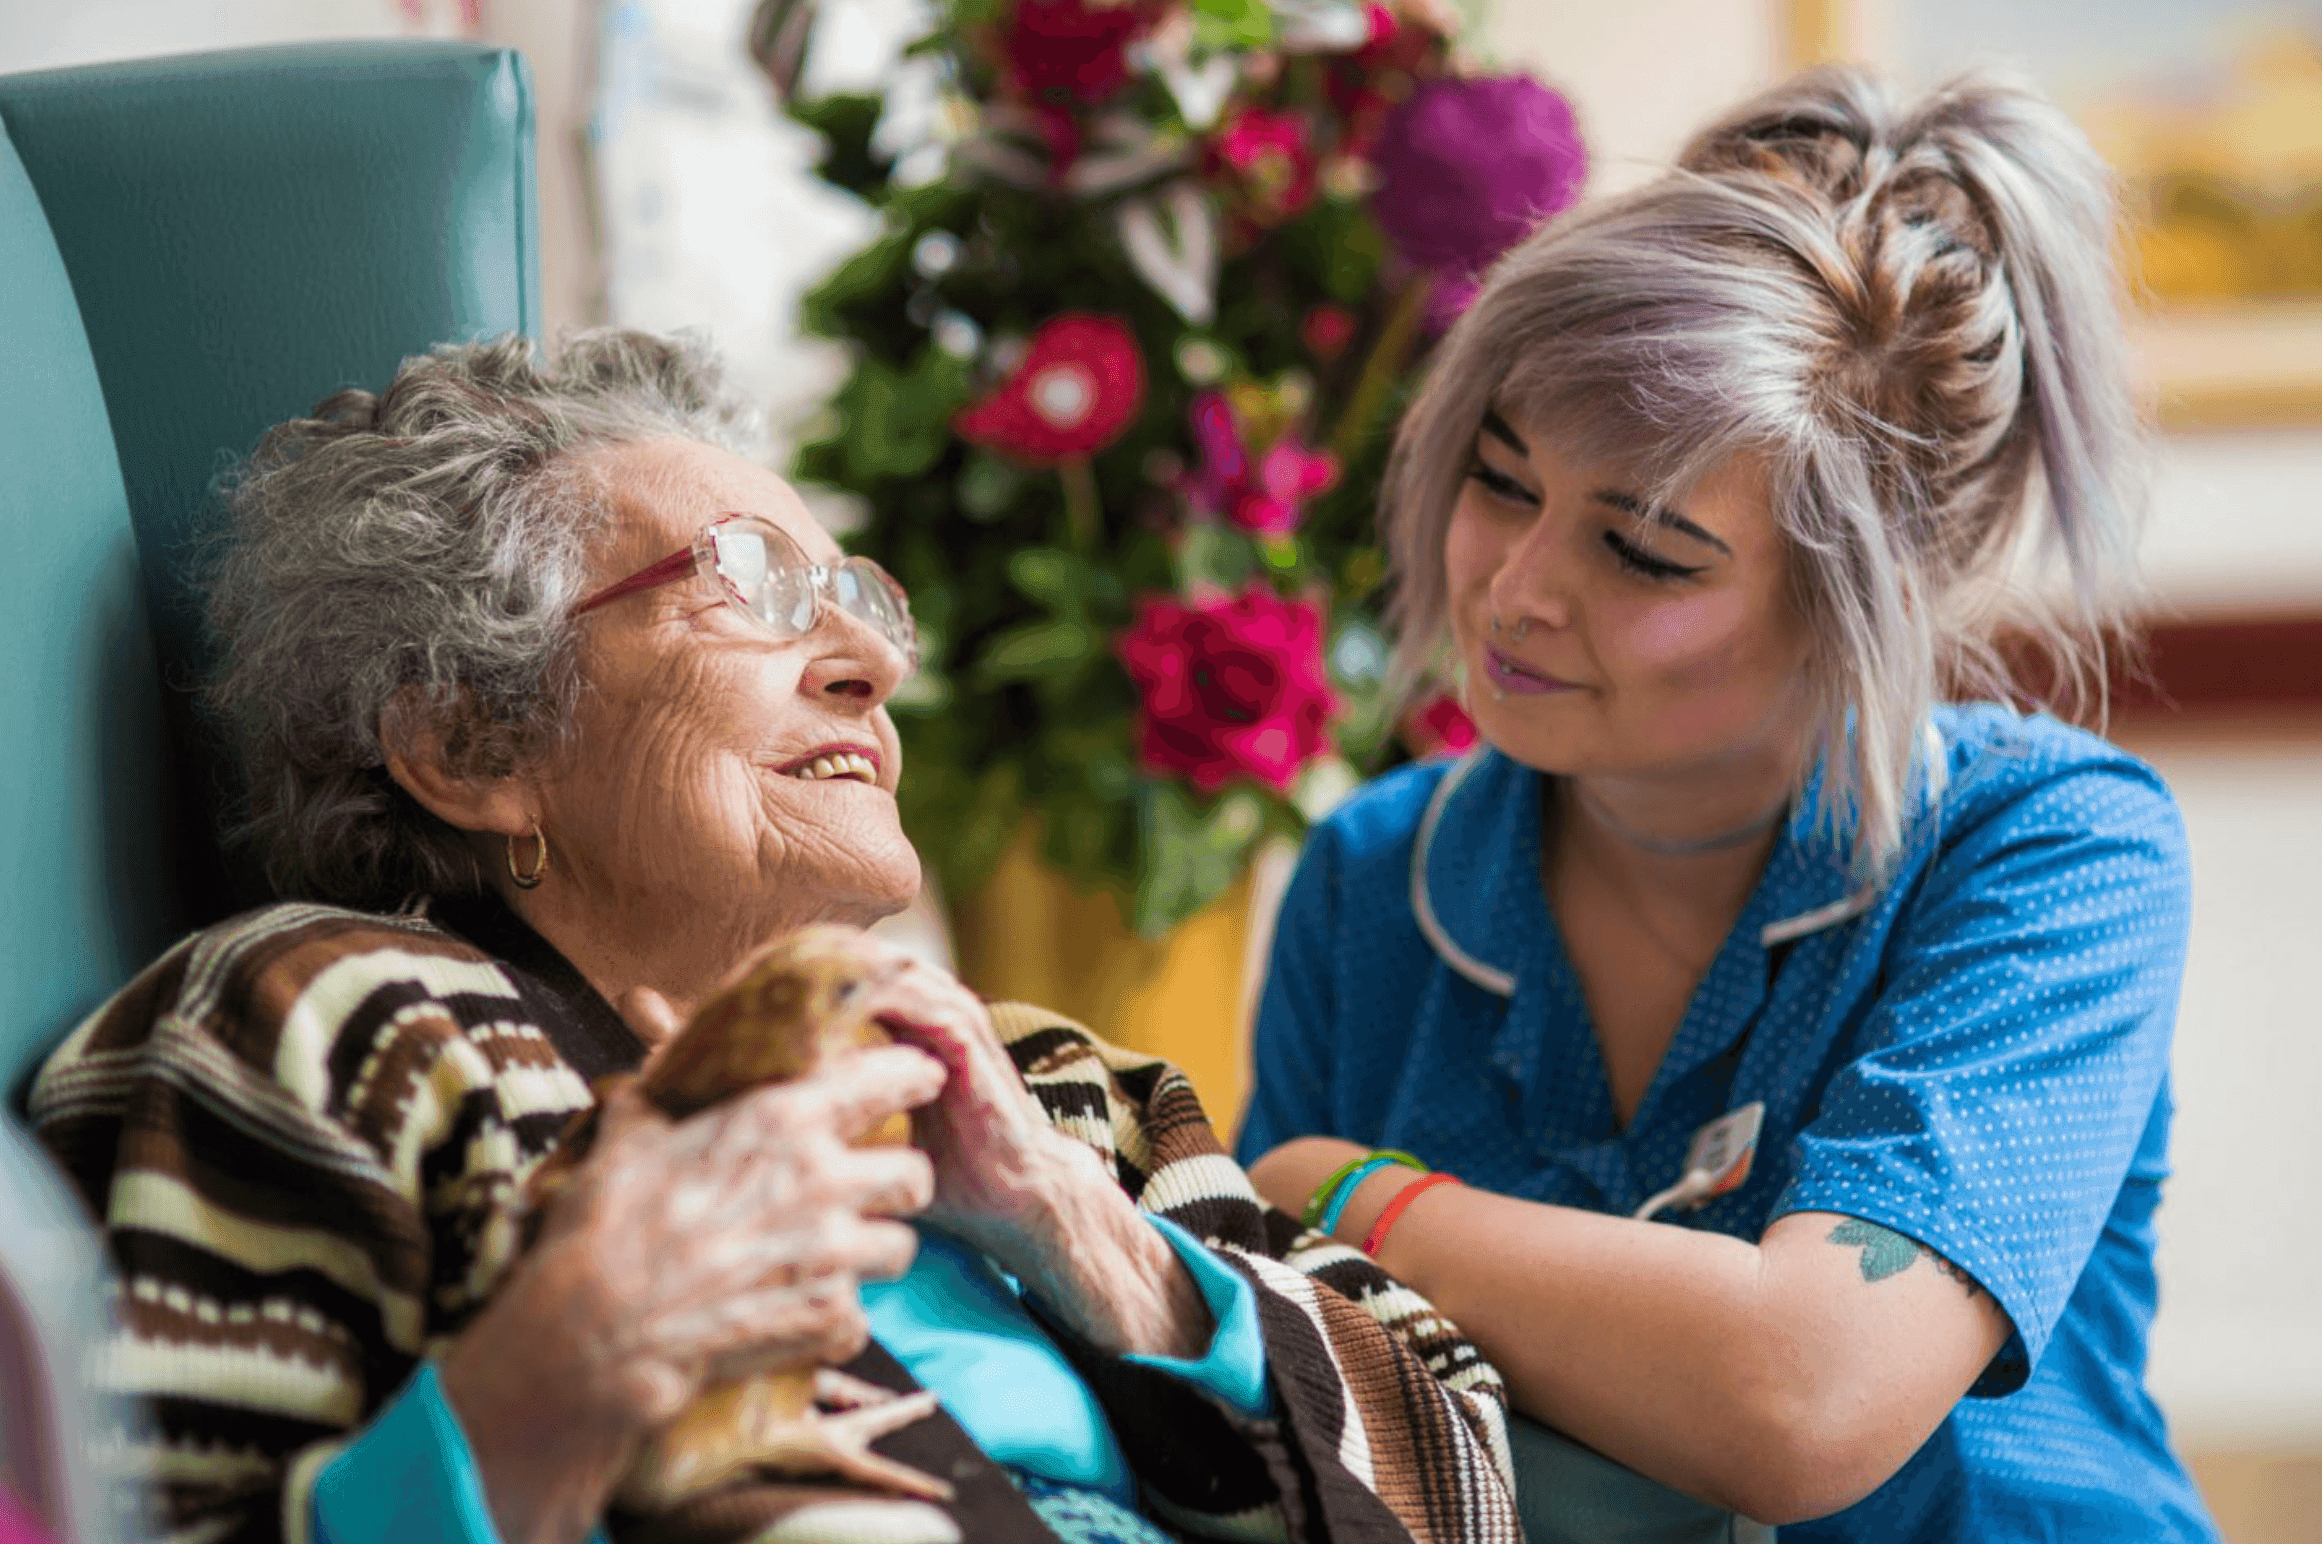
[1318,1153,1424,1237]
[1302,1149,1425,1230]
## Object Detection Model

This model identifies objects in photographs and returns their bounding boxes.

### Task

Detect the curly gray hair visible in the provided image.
[1383,66,2147,879]
[204,329,751,908]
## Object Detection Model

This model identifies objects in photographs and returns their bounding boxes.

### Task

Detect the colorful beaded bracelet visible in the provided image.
[1362,1172,1464,1257]
[1301,1149,1427,1231]
[1317,1152,1431,1236]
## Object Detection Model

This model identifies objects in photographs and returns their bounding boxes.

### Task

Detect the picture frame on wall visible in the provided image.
[1784,0,2322,430]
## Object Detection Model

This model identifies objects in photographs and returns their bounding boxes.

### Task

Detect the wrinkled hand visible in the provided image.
[838,940,1213,1361]
[524,1041,946,1423]
[837,944,1099,1267]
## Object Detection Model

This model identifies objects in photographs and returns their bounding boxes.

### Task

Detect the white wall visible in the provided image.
[2126,730,2322,1446]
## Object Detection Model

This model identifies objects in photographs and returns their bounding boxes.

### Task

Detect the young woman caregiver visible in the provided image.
[1238,65,2217,1544]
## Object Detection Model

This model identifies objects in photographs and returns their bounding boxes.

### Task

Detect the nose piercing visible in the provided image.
[1511,617,1532,643]
[1490,614,1506,637]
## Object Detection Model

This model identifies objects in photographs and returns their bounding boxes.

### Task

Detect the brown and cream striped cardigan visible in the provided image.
[30,894,1519,1544]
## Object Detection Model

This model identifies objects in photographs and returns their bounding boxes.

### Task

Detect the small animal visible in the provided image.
[524,925,952,1509]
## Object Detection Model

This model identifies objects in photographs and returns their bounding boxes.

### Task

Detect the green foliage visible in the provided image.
[1191,0,1275,52]
[777,4,1462,933]
[790,94,890,194]
[1134,781,1267,936]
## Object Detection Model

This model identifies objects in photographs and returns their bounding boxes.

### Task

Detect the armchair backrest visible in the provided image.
[0,42,541,1099]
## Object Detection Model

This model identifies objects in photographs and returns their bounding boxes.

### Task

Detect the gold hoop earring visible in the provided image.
[507,819,550,890]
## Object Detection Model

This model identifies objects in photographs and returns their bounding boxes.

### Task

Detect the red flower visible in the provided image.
[1119,589,1339,793]
[1185,390,1339,536]
[1205,108,1320,229]
[1001,0,1158,105]
[955,313,1146,464]
[1404,691,1478,756]
[1324,3,1446,157]
[1300,303,1358,361]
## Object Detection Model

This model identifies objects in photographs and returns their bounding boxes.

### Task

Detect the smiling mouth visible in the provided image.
[781,750,879,784]
[1486,647,1580,695]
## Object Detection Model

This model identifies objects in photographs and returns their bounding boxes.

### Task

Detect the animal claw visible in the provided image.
[794,1390,954,1501]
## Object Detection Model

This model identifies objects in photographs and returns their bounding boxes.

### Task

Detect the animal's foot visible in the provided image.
[776,1387,953,1502]
[812,1367,906,1411]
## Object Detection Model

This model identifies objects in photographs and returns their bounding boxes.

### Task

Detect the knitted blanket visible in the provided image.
[28,900,1517,1544]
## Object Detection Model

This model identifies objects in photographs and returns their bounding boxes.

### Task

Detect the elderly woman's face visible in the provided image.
[534,439,919,929]
[1444,410,1814,787]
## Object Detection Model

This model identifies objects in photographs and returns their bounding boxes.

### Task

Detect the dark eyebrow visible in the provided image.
[1479,409,1527,456]
[1592,488,1733,556]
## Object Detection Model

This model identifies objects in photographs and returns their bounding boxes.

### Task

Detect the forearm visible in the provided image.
[1353,1178,1796,1504]
[1323,1168,1976,1523]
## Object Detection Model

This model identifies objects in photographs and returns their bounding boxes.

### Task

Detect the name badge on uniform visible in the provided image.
[1633,1102,1765,1222]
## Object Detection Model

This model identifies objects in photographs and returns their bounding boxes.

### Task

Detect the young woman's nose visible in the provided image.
[1487,506,1575,633]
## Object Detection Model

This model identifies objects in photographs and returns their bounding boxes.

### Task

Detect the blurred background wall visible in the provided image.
[6,1,2317,1537]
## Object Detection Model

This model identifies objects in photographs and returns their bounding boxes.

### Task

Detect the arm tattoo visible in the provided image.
[1827,1219,1986,1301]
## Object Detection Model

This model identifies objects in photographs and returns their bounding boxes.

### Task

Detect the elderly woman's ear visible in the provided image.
[379,683,544,859]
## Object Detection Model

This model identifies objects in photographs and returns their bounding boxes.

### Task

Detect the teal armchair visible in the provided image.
[0,46,541,1536]
[0,41,542,1101]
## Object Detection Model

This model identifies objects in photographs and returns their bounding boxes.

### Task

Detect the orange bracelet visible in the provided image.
[1361,1171,1463,1257]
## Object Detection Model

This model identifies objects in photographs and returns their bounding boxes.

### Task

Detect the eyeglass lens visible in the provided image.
[709,523,912,660]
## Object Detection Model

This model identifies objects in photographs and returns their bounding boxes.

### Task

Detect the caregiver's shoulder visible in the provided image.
[1931,702,2183,848]
[1309,754,1467,866]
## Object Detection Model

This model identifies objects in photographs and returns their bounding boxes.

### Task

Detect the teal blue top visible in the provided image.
[864,1214,1269,1501]
[313,1214,1268,1543]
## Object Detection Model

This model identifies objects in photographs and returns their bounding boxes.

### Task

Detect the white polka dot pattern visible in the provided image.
[1238,703,2218,1542]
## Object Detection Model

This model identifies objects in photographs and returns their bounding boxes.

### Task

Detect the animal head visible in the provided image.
[643,924,912,1120]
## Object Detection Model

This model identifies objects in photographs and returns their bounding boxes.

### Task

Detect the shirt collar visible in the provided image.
[1408,727,1946,993]
[1407,747,1535,999]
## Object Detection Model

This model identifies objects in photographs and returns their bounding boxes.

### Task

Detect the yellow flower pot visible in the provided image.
[950,828,1277,1140]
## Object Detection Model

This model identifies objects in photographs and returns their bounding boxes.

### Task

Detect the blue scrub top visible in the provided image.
[1238,703,2217,1542]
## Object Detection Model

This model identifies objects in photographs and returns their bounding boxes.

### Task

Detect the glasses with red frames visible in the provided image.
[572,514,918,668]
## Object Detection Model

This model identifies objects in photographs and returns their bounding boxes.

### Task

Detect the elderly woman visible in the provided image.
[29,333,1517,1544]
[1240,67,2217,1544]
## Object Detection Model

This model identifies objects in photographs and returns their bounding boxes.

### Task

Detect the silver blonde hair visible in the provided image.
[1382,66,2148,879]
[204,329,750,908]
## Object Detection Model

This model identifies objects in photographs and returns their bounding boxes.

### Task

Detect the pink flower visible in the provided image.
[1184,390,1339,536]
[1404,691,1478,756]
[1118,589,1339,793]
[955,313,1146,464]
[1205,108,1320,229]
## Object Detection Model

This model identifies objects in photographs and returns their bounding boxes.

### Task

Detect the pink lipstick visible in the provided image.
[1486,647,1578,696]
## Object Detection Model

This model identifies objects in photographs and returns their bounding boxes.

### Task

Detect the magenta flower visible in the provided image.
[1404,691,1478,757]
[1369,75,1586,318]
[1185,390,1339,537]
[1118,588,1338,793]
[1206,107,1321,229]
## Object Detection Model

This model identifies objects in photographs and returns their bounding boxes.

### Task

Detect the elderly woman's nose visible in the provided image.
[800,612,910,703]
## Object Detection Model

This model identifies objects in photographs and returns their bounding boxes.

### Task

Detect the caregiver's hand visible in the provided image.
[435,1042,945,1544]
[867,943,1213,1362]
